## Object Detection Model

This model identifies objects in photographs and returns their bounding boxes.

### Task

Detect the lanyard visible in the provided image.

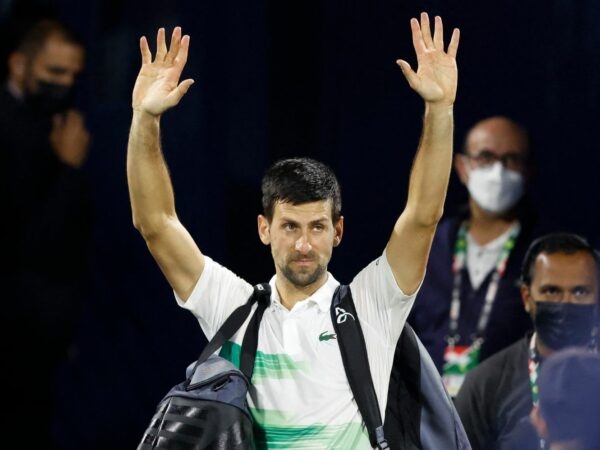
[447,221,520,345]
[528,334,546,450]
[528,334,540,407]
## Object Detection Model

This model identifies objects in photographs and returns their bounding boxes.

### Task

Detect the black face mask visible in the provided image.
[26,80,75,115]
[534,301,596,350]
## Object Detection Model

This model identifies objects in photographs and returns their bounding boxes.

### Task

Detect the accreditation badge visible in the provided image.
[442,342,481,397]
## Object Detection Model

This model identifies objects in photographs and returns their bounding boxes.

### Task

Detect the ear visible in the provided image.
[257,215,271,245]
[8,51,26,85]
[521,284,534,314]
[333,216,344,247]
[530,406,548,441]
[454,154,469,185]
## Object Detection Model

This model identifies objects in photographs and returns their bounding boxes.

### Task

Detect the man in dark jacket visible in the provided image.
[0,18,92,448]
[454,232,599,450]
[407,116,549,396]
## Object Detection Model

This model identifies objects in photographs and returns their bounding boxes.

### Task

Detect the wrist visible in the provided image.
[132,108,161,124]
[424,101,454,116]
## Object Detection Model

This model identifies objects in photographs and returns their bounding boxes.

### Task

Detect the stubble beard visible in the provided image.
[280,259,327,289]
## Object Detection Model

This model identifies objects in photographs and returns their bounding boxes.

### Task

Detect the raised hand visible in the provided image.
[397,13,460,106]
[50,109,90,168]
[132,27,194,116]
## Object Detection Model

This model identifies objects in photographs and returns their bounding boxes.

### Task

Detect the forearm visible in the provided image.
[385,102,453,294]
[127,111,176,238]
[405,102,453,226]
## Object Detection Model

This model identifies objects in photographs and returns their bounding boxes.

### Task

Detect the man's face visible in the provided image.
[24,35,84,94]
[258,200,343,290]
[521,251,599,316]
[455,117,529,184]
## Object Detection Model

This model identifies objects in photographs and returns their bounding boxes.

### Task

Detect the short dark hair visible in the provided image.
[520,232,600,286]
[16,18,83,59]
[261,157,342,222]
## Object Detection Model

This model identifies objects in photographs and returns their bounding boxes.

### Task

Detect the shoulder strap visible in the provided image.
[191,283,271,378]
[331,284,389,450]
[240,283,271,379]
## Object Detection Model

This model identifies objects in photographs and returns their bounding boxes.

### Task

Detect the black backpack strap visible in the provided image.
[331,284,389,450]
[191,283,270,378]
[240,283,271,379]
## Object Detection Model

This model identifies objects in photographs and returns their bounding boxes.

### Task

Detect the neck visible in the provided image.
[275,274,328,310]
[468,199,518,245]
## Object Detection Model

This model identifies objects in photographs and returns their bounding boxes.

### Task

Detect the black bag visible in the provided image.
[140,282,470,450]
[137,284,270,450]
[331,284,471,450]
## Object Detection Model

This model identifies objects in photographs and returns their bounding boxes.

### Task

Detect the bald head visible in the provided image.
[464,116,530,160]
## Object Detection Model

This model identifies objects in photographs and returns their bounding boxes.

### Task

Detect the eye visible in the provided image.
[470,150,496,167]
[539,286,562,299]
[283,223,297,232]
[504,153,525,169]
[312,223,325,232]
[478,151,495,165]
[572,287,591,297]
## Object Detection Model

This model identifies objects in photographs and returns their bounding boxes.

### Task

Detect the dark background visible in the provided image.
[1,0,599,448]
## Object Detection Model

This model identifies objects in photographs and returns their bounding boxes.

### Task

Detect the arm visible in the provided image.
[127,27,201,301]
[386,13,460,294]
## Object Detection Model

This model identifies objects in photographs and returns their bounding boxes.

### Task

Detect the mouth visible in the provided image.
[290,255,317,267]
[292,258,314,265]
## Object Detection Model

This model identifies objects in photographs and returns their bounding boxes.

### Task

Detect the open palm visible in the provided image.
[397,13,460,106]
[132,27,194,116]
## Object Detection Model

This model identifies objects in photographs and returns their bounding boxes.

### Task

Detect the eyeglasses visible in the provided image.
[465,150,526,171]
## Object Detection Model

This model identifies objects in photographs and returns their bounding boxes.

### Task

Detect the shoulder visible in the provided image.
[462,337,529,390]
[351,250,420,301]
[180,256,253,310]
[0,86,22,115]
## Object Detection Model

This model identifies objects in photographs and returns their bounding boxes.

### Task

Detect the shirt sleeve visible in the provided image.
[350,248,420,346]
[175,256,253,339]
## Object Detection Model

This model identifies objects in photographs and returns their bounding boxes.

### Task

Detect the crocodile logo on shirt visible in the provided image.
[319,331,337,342]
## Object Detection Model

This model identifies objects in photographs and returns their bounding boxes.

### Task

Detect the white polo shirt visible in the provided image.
[177,250,416,449]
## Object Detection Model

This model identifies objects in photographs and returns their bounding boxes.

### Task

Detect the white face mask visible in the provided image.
[466,161,524,214]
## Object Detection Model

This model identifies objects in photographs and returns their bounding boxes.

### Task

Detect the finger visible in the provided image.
[69,110,84,126]
[433,16,443,49]
[140,36,151,64]
[155,27,167,62]
[420,12,434,49]
[166,26,182,64]
[396,59,419,90]
[447,28,460,59]
[174,35,191,70]
[52,114,63,129]
[63,110,75,123]
[410,17,426,55]
[165,79,195,107]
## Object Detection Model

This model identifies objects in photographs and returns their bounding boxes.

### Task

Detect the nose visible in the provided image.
[295,235,312,254]
[487,161,504,179]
